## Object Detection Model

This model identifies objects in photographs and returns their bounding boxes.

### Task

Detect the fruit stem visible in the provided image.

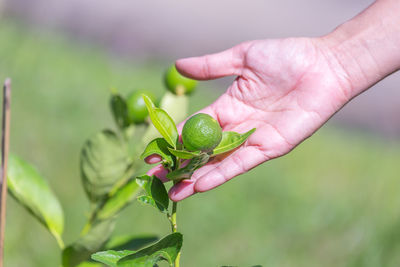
[176,85,185,96]
[109,86,118,95]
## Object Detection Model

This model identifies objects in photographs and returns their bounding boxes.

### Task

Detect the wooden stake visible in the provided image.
[0,78,11,267]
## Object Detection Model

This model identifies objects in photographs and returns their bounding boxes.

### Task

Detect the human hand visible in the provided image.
[146,0,400,202]
[149,37,353,201]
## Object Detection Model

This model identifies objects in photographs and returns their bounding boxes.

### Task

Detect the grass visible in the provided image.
[1,19,400,267]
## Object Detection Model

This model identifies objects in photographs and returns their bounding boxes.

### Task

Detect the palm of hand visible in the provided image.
[212,38,350,157]
[156,38,351,201]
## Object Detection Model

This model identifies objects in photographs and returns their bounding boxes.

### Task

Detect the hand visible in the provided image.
[148,0,400,202]
[149,37,352,201]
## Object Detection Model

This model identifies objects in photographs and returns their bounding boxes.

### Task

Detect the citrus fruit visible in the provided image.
[164,64,198,95]
[182,113,222,152]
[126,90,156,124]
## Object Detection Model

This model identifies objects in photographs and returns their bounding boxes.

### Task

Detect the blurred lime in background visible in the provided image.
[126,90,157,124]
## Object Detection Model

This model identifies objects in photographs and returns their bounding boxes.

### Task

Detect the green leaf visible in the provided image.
[91,235,161,267]
[92,250,135,267]
[117,233,183,267]
[167,147,200,159]
[81,129,130,202]
[212,128,256,156]
[142,94,178,148]
[105,235,158,251]
[65,225,156,267]
[7,154,64,248]
[166,153,210,181]
[62,219,116,267]
[137,196,157,209]
[95,178,141,221]
[75,262,103,267]
[140,138,174,167]
[136,175,169,213]
[110,92,130,130]
[141,92,188,145]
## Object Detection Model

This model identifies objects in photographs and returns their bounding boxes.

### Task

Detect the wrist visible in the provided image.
[317,0,400,98]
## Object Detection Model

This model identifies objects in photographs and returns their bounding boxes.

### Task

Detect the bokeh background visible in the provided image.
[2,0,400,266]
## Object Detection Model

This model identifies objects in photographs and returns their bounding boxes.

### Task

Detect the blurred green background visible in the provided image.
[1,15,400,267]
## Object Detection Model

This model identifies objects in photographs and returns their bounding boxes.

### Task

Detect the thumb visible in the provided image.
[175,41,252,80]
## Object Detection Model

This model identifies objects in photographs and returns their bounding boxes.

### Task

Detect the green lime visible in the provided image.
[126,90,157,124]
[182,113,222,152]
[164,64,198,95]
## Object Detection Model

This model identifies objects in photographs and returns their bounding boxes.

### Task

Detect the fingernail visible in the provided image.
[145,155,162,164]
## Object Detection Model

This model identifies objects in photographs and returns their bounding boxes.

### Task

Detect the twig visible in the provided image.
[0,78,11,267]
[171,201,180,267]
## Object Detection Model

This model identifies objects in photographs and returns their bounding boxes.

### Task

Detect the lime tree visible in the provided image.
[182,113,222,152]
[164,64,198,95]
[126,90,157,124]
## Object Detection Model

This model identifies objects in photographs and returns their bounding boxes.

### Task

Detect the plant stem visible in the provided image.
[0,79,11,267]
[169,159,184,267]
[80,221,92,236]
[175,251,181,267]
[108,162,137,197]
[51,230,65,249]
[171,201,178,233]
[171,201,180,267]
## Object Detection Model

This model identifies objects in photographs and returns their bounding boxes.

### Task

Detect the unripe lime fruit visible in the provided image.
[126,90,157,124]
[182,113,222,152]
[164,64,198,95]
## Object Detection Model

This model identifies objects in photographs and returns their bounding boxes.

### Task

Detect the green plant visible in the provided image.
[91,95,255,266]
[7,65,254,267]
[6,68,191,267]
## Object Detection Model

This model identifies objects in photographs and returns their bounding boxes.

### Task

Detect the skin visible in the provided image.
[149,0,400,201]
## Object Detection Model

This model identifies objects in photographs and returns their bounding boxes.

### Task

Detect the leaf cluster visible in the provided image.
[7,89,189,267]
[92,95,255,266]
[140,95,256,183]
[7,80,255,266]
